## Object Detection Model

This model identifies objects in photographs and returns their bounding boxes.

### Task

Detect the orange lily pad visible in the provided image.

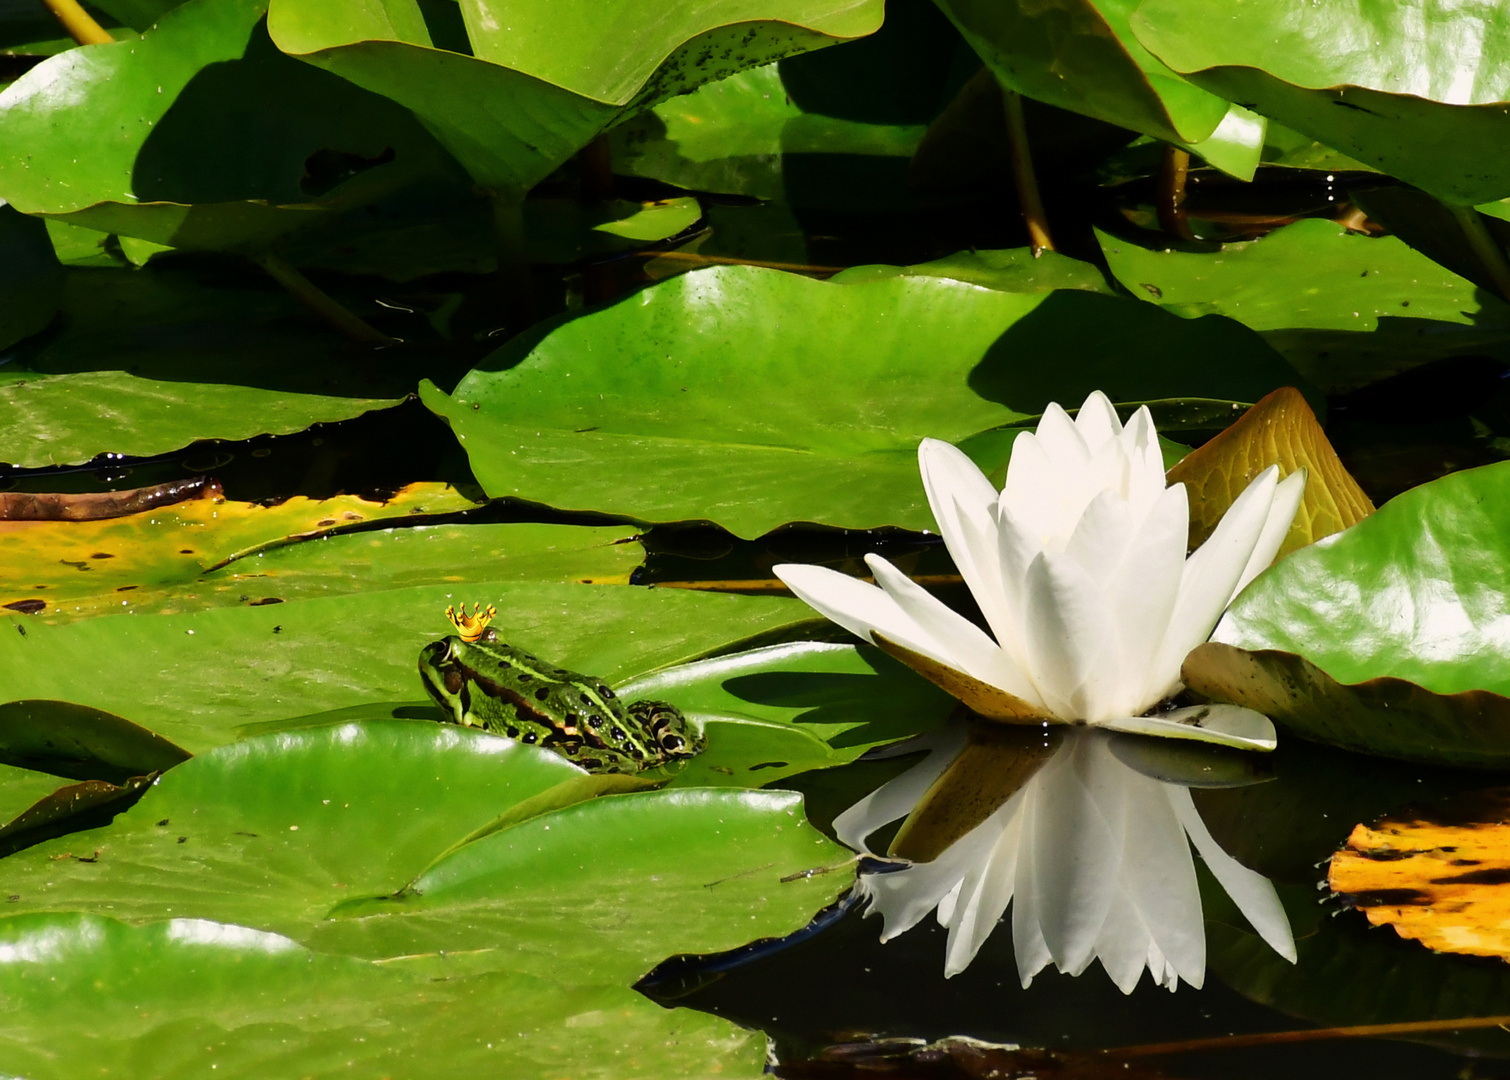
[1330,788,1510,961]
[1166,386,1373,556]
[1182,642,1510,769]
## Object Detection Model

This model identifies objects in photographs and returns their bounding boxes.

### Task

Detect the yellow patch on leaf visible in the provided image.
[1329,788,1510,960]
[0,482,479,622]
[1166,386,1373,557]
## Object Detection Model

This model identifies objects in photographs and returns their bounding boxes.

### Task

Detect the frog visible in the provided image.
[418,603,703,775]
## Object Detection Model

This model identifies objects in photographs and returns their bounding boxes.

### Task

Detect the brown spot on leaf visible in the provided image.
[3,600,45,614]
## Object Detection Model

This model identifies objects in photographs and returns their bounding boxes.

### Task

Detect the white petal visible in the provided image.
[1073,390,1122,449]
[1034,402,1092,465]
[1104,485,1189,711]
[1010,793,1053,987]
[1119,406,1167,519]
[1098,705,1277,751]
[774,562,972,676]
[1172,787,1296,963]
[832,726,968,852]
[1063,489,1133,586]
[1149,467,1280,687]
[1022,550,1115,720]
[1231,468,1306,597]
[942,802,1025,977]
[918,440,1019,644]
[864,555,1040,703]
[1112,772,1205,989]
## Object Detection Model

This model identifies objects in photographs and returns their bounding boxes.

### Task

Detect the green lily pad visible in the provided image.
[830,248,1115,294]
[0,699,190,782]
[0,0,467,249]
[1132,0,1510,204]
[620,641,958,787]
[0,912,771,1079]
[422,265,1311,539]
[1097,219,1510,393]
[0,581,812,753]
[931,0,1234,146]
[268,0,883,198]
[0,775,156,859]
[1193,460,1510,766]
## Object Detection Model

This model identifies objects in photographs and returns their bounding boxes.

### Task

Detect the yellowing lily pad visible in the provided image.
[0,482,481,621]
[1330,788,1510,961]
[1166,386,1373,557]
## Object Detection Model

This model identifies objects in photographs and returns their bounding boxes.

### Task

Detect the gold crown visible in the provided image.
[445,602,497,643]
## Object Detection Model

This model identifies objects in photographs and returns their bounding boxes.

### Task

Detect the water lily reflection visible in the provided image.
[775,392,1304,748]
[837,725,1296,991]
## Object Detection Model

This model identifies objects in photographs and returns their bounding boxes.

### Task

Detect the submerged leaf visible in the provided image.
[0,700,190,783]
[1330,788,1510,961]
[1166,386,1373,557]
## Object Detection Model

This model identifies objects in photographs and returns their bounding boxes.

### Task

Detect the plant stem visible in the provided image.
[1157,145,1196,240]
[254,254,397,347]
[41,0,113,45]
[1448,203,1510,305]
[1001,88,1054,256]
[491,194,538,331]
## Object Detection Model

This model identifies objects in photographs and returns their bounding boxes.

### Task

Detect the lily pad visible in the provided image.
[268,0,883,198]
[0,0,468,248]
[830,248,1115,294]
[422,265,1312,538]
[0,581,813,753]
[0,699,190,782]
[0,913,770,1080]
[1097,220,1510,393]
[0,776,157,859]
[1132,0,1510,204]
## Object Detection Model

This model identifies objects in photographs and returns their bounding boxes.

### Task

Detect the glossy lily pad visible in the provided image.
[0,581,813,752]
[1097,220,1510,393]
[268,0,883,198]
[1132,0,1510,204]
[0,699,190,782]
[0,913,769,1080]
[422,265,1311,538]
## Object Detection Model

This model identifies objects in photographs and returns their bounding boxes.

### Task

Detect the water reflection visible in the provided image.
[835,724,1296,992]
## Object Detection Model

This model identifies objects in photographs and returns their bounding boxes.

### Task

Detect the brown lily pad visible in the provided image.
[1166,385,1373,556]
[1330,787,1510,961]
[1182,642,1510,769]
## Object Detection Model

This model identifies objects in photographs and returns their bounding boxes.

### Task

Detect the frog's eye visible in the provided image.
[443,668,464,695]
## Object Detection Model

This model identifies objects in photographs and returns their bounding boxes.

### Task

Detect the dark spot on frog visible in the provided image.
[115,585,139,592]
[588,715,603,729]
[515,670,533,681]
[522,731,538,744]
[506,726,520,738]
[611,727,627,742]
[89,552,114,560]
[598,685,615,699]
[534,687,550,701]
[248,597,284,606]
[4,599,45,614]
[749,761,790,771]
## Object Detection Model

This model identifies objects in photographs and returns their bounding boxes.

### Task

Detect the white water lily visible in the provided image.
[775,391,1305,748]
[837,726,1296,989]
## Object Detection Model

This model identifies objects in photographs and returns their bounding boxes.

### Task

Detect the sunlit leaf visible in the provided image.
[0,482,482,620]
[1166,386,1373,557]
[422,265,1312,538]
[831,248,1115,294]
[1097,220,1510,393]
[1183,643,1510,770]
[1330,788,1510,961]
[0,913,769,1079]
[1132,0,1510,204]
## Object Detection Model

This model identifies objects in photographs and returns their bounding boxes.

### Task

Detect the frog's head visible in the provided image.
[418,629,498,725]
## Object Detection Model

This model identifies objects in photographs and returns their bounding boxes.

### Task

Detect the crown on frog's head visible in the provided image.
[445,602,497,643]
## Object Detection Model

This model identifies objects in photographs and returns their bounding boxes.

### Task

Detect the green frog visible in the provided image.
[418,604,703,774]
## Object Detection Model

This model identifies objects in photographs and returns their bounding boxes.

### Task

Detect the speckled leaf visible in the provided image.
[1330,787,1510,960]
[1166,387,1374,558]
[1097,219,1510,393]
[422,266,1311,538]
[0,914,768,1080]
[0,582,812,753]
[267,0,883,197]
[1132,0,1510,204]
